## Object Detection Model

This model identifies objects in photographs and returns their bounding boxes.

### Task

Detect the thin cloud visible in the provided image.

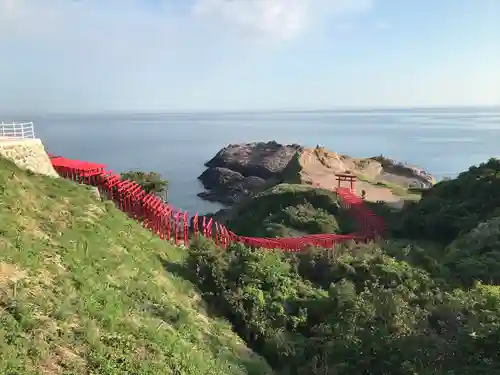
[191,0,373,40]
[0,0,189,61]
[0,0,374,43]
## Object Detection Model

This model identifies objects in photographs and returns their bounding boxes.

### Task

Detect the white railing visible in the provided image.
[0,122,35,139]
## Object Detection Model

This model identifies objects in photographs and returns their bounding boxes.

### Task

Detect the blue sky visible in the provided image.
[0,0,499,113]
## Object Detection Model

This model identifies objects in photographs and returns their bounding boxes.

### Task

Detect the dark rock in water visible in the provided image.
[205,141,302,180]
[199,167,243,190]
[197,167,267,205]
[199,141,301,205]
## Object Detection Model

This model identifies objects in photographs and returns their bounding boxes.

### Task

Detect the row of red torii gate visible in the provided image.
[48,154,384,251]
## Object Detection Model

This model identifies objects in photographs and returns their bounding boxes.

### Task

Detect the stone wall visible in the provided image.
[0,138,59,178]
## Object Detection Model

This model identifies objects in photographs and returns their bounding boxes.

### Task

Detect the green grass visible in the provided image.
[219,183,356,237]
[0,158,272,375]
[357,173,422,201]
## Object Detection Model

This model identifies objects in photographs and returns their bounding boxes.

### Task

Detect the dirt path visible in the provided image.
[298,149,404,206]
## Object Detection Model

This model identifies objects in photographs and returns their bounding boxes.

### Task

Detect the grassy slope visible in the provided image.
[356,173,422,201]
[0,158,271,375]
[218,183,356,237]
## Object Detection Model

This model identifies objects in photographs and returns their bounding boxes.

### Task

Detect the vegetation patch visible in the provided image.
[185,238,500,375]
[0,157,271,375]
[217,183,355,237]
[357,173,421,200]
[397,158,500,243]
[183,158,500,374]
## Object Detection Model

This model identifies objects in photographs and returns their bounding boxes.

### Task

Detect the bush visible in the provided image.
[289,242,438,298]
[120,170,168,198]
[185,238,500,375]
[219,183,355,237]
[444,216,500,286]
[181,159,500,374]
[397,158,500,243]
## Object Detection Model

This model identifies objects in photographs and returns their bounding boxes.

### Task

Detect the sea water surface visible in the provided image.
[4,106,500,214]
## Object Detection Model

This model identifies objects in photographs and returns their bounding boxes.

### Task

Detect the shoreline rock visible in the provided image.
[197,167,267,205]
[198,141,302,204]
[369,155,435,189]
[205,141,302,178]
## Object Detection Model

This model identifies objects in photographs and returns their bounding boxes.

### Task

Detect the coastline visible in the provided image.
[13,107,497,214]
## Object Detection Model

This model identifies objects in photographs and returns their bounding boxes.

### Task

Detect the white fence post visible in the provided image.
[0,122,35,139]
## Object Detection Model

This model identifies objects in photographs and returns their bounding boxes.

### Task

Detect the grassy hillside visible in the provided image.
[0,158,271,375]
[216,183,355,237]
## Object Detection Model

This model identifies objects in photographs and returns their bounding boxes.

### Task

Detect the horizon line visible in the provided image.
[1,104,499,117]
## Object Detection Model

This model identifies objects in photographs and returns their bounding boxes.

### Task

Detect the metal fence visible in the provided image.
[0,122,35,139]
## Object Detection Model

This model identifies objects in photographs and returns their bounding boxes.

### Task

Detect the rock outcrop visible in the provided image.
[198,142,435,205]
[369,155,435,189]
[198,141,302,204]
[205,141,302,179]
[0,138,59,178]
[198,167,267,205]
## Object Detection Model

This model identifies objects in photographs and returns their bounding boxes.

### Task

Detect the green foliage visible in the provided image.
[0,157,270,375]
[120,170,168,196]
[220,183,355,237]
[397,158,500,243]
[185,158,500,374]
[444,216,500,286]
[6,150,500,375]
[290,243,437,296]
[187,238,500,375]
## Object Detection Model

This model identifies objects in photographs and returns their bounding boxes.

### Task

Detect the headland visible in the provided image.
[198,141,435,208]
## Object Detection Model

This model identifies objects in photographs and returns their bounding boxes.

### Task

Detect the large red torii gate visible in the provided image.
[335,172,357,191]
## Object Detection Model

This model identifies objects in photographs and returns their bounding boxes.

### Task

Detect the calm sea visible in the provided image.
[3,107,499,214]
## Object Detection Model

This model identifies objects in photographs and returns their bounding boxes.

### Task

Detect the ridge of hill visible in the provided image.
[0,157,271,375]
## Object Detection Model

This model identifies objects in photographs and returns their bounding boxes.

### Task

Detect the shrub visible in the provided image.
[120,170,168,198]
[444,216,500,286]
[185,238,500,375]
[397,158,500,243]
[219,183,354,237]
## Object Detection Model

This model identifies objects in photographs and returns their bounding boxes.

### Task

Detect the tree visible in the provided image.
[120,170,168,200]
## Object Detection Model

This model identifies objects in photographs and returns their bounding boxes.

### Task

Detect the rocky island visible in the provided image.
[198,141,435,206]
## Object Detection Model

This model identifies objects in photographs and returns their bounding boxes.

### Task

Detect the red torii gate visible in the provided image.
[50,155,106,183]
[336,172,357,191]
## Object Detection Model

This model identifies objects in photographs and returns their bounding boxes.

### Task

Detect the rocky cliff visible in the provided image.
[198,142,435,206]
[0,137,59,178]
[198,141,302,204]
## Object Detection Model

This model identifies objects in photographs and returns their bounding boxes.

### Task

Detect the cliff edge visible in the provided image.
[0,137,59,178]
